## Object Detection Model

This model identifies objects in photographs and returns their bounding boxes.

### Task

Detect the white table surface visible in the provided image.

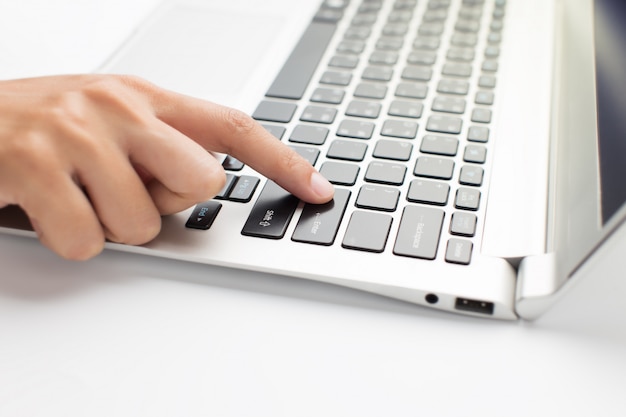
[1,1,626,416]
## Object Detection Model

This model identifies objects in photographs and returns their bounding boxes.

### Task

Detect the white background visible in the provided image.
[1,1,626,416]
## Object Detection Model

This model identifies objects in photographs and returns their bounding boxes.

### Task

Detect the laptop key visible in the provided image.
[414,156,455,180]
[420,134,459,156]
[450,211,477,236]
[401,65,433,82]
[222,155,244,171]
[311,87,345,104]
[289,124,330,145]
[185,201,222,230]
[337,120,375,139]
[395,82,428,99]
[459,165,484,186]
[342,211,393,253]
[381,120,419,139]
[320,161,360,185]
[252,100,297,123]
[266,21,337,100]
[300,105,337,124]
[445,239,473,264]
[426,115,463,134]
[327,139,368,161]
[365,161,407,185]
[388,100,424,119]
[356,184,400,211]
[407,179,450,205]
[228,175,261,203]
[455,187,481,211]
[320,70,352,86]
[345,100,382,118]
[373,139,413,161]
[292,188,351,245]
[393,205,444,260]
[463,145,487,163]
[242,181,299,239]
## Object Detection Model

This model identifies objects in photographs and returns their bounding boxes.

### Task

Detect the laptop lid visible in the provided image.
[516,0,626,318]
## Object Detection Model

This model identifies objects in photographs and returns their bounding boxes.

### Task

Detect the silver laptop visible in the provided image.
[1,0,624,320]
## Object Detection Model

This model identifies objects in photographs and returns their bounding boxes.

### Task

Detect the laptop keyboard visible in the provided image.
[186,0,506,266]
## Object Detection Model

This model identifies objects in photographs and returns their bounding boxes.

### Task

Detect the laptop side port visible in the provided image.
[454,298,495,315]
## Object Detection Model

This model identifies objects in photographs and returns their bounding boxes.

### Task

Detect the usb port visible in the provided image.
[455,298,494,315]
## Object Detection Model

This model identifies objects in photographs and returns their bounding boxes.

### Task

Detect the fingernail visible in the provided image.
[310,172,334,200]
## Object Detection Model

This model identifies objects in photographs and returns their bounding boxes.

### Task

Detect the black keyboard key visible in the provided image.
[454,187,481,211]
[292,188,351,245]
[336,120,375,139]
[362,65,394,81]
[450,211,478,236]
[459,165,484,186]
[420,134,459,156]
[252,100,297,123]
[319,161,360,185]
[356,184,400,211]
[327,139,368,161]
[320,70,353,86]
[342,211,393,253]
[266,21,337,100]
[311,87,345,104]
[407,179,450,205]
[300,105,338,124]
[241,181,299,239]
[463,145,487,163]
[222,155,244,171]
[289,124,329,145]
[365,161,407,185]
[354,82,388,99]
[437,79,470,95]
[393,205,444,260]
[373,140,413,161]
[345,100,382,119]
[414,156,455,179]
[185,201,222,230]
[426,115,463,134]
[395,82,428,99]
[388,100,424,119]
[467,126,490,142]
[229,175,260,203]
[401,65,433,82]
[381,119,418,139]
[445,238,473,265]
[329,55,359,69]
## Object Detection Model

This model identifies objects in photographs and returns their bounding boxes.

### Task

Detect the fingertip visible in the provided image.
[309,172,335,203]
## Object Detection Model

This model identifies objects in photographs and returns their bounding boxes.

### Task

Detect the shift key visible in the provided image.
[292,188,350,245]
[241,180,299,239]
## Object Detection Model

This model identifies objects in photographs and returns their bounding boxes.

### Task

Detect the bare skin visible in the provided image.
[0,74,334,260]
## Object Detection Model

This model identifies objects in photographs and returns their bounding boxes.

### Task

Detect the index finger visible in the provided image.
[146,86,335,204]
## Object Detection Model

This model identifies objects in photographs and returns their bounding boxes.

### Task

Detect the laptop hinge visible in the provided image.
[515,253,560,320]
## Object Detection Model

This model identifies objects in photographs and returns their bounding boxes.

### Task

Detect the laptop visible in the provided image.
[1,0,624,320]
